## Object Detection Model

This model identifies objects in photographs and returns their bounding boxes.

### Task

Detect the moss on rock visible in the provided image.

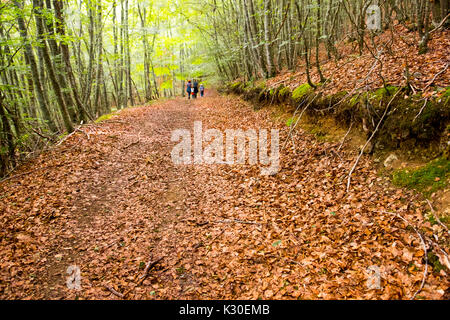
[229,81,245,94]
[95,112,117,123]
[371,85,400,99]
[278,86,290,98]
[227,80,449,160]
[292,83,314,103]
[392,156,449,197]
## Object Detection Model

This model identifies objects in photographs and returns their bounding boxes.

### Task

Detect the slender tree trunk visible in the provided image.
[418,0,431,54]
[125,0,134,106]
[315,0,326,83]
[82,0,96,113]
[33,0,74,133]
[245,0,267,75]
[0,94,16,173]
[112,0,121,109]
[44,0,77,122]
[94,1,104,116]
[119,0,126,108]
[304,37,316,89]
[13,0,57,132]
[53,0,89,122]
[263,0,275,78]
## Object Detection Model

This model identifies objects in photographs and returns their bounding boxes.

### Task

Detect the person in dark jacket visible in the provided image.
[186,80,192,99]
[192,80,199,98]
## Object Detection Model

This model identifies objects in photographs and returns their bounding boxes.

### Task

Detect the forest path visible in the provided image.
[0,94,447,299]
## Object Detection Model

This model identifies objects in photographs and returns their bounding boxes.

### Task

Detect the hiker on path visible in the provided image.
[186,80,192,99]
[199,84,205,97]
[193,80,199,99]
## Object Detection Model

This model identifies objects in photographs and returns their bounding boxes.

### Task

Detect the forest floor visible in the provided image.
[0,92,448,300]
[265,26,449,98]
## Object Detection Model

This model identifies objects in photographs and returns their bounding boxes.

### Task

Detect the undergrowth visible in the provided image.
[392,157,450,198]
[95,112,117,123]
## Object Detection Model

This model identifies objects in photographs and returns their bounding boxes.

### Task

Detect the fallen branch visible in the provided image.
[0,164,60,184]
[121,256,164,297]
[380,211,428,300]
[337,121,353,151]
[104,285,124,298]
[320,51,381,113]
[426,199,449,234]
[413,98,428,122]
[192,229,226,256]
[429,12,450,34]
[55,124,94,147]
[193,242,204,249]
[56,126,81,147]
[215,219,262,225]
[282,93,320,151]
[138,256,164,283]
[425,237,450,270]
[329,148,343,160]
[30,128,57,143]
[76,128,90,140]
[423,63,449,90]
[346,89,401,192]
[123,131,141,150]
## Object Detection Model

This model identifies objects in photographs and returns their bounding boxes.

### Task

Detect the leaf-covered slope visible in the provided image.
[0,95,448,299]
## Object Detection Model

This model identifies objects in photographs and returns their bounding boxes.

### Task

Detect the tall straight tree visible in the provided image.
[94,0,104,116]
[44,0,78,122]
[263,0,275,78]
[53,0,89,122]
[13,0,57,132]
[33,0,73,133]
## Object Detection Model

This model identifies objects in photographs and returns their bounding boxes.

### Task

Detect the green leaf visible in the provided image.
[272,240,282,247]
[286,117,294,127]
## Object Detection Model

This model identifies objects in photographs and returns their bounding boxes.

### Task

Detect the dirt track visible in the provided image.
[0,93,448,299]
